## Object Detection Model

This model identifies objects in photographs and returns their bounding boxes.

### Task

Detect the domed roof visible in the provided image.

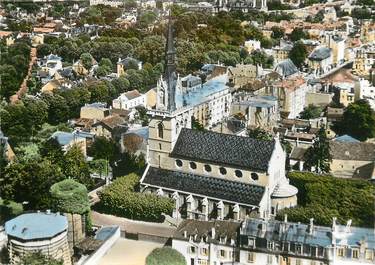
[272,179,298,198]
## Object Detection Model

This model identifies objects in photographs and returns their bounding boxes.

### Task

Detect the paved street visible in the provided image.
[98,238,163,265]
[91,211,177,238]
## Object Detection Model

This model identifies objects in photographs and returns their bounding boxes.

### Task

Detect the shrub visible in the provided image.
[97,174,174,222]
[146,247,186,265]
[276,172,375,227]
[50,179,90,215]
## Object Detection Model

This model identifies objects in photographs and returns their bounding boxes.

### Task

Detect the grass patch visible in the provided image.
[0,198,23,224]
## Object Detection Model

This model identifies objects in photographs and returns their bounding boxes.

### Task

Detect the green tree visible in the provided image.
[304,127,332,174]
[62,145,93,188]
[271,26,285,39]
[0,159,64,209]
[333,100,375,141]
[146,247,186,265]
[290,28,309,42]
[247,127,273,141]
[88,136,116,161]
[289,41,307,68]
[0,65,19,98]
[80,52,94,70]
[40,138,65,166]
[299,104,322,119]
[18,252,63,265]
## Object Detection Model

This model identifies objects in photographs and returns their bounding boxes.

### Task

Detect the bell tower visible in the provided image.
[148,15,192,169]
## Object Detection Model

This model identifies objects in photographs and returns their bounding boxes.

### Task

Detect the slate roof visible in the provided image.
[274,59,299,78]
[143,167,265,206]
[5,212,67,240]
[174,219,241,244]
[171,128,275,171]
[334,134,360,143]
[330,141,375,161]
[309,47,332,61]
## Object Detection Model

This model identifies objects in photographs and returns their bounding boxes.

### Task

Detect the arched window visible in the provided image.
[251,173,259,181]
[175,159,183,168]
[190,162,197,170]
[235,170,242,178]
[219,167,227,175]
[158,122,164,139]
[204,164,212,173]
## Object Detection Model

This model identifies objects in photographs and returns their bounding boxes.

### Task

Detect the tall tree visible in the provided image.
[333,100,375,141]
[304,127,332,174]
[289,41,308,68]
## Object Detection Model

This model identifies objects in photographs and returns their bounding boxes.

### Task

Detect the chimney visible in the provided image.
[284,214,288,223]
[309,218,314,235]
[183,231,187,238]
[345,219,352,233]
[211,227,216,239]
[46,209,51,214]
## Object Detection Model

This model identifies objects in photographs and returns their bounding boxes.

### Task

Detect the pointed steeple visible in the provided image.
[165,13,177,112]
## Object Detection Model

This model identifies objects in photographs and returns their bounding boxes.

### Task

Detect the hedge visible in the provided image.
[97,174,174,222]
[50,179,90,215]
[146,247,186,265]
[276,172,375,227]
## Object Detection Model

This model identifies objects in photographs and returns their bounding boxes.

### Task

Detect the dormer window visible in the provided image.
[204,164,212,173]
[220,236,226,244]
[175,159,183,168]
[235,170,242,178]
[267,241,274,250]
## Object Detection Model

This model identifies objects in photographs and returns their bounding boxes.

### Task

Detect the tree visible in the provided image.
[146,247,186,265]
[0,159,64,209]
[299,104,322,119]
[333,100,375,141]
[88,136,116,161]
[290,28,309,42]
[271,26,285,39]
[289,41,307,68]
[18,252,63,265]
[80,53,94,70]
[0,65,20,98]
[62,145,93,189]
[304,126,332,174]
[247,127,273,141]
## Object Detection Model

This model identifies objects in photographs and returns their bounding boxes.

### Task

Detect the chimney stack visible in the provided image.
[332,217,337,233]
[284,214,288,223]
[211,227,216,239]
[309,218,314,235]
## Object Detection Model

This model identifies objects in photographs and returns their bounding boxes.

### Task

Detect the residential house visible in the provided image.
[41,54,63,78]
[324,34,346,66]
[80,103,110,120]
[228,64,262,89]
[329,141,375,179]
[353,43,375,77]
[272,42,293,64]
[112,89,146,110]
[231,95,279,130]
[91,115,127,140]
[239,217,375,265]
[244,40,261,53]
[172,220,241,265]
[308,47,333,76]
[272,76,309,119]
[354,79,375,111]
[326,107,344,122]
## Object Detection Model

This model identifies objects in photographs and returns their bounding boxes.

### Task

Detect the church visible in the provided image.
[140,18,297,221]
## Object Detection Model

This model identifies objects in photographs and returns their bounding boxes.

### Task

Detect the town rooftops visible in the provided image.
[5,212,68,240]
[330,141,375,161]
[174,219,241,244]
[241,218,375,249]
[124,89,142,100]
[274,59,299,78]
[51,131,85,146]
[333,134,360,143]
[309,47,332,61]
[142,167,265,206]
[171,128,275,171]
[275,76,306,92]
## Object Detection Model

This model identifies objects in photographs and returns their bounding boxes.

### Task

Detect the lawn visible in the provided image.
[276,172,375,227]
[0,198,23,225]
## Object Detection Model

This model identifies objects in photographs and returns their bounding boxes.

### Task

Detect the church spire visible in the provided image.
[165,13,177,112]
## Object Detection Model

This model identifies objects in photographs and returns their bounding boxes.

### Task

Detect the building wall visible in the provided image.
[8,231,71,265]
[305,92,333,107]
[330,159,373,178]
[80,106,108,120]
